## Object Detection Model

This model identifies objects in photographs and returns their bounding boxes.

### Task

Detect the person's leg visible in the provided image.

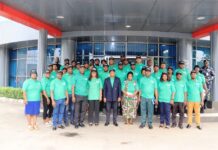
[58,100,65,126]
[159,102,165,125]
[26,115,31,126]
[165,103,171,126]
[63,105,69,125]
[48,98,53,121]
[187,102,194,126]
[106,101,111,123]
[172,102,178,126]
[194,102,201,126]
[94,100,100,124]
[68,95,74,124]
[178,102,184,127]
[88,101,94,124]
[147,99,154,126]
[74,98,80,125]
[112,101,118,123]
[80,98,88,124]
[52,101,59,127]
[140,97,147,125]
[42,96,48,123]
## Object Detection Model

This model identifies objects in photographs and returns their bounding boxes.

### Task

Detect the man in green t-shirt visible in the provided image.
[186,70,204,130]
[41,70,53,125]
[72,65,89,128]
[139,67,158,129]
[50,71,69,130]
[172,72,187,129]
[116,62,127,85]
[62,65,74,126]
[174,61,190,82]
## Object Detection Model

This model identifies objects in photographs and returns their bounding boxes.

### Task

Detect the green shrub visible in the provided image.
[0,87,23,99]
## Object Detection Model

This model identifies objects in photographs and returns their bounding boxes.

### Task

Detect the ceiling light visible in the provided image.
[125,25,131,28]
[56,16,64,19]
[196,16,205,20]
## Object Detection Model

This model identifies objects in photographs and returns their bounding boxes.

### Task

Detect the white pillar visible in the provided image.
[37,29,47,80]
[0,45,8,86]
[177,39,193,71]
[61,39,75,64]
[211,32,218,101]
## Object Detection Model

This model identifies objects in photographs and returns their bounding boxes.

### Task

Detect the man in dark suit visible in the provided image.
[104,69,121,126]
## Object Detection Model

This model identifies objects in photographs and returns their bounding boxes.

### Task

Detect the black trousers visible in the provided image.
[42,96,53,120]
[88,100,100,124]
[106,101,118,123]
[74,95,87,125]
[172,102,184,126]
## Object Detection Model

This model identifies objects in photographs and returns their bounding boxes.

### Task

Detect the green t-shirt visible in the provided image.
[62,73,74,94]
[84,69,91,78]
[174,80,187,102]
[88,78,103,100]
[135,63,144,74]
[123,64,131,73]
[72,73,89,96]
[99,71,109,86]
[186,79,203,102]
[139,76,157,99]
[158,81,175,103]
[50,78,67,100]
[22,78,42,101]
[110,77,115,87]
[95,65,103,73]
[41,76,51,97]
[73,68,80,75]
[122,80,139,94]
[50,71,57,80]
[196,73,206,85]
[158,68,167,75]
[109,64,117,71]
[152,71,161,82]
[116,69,127,84]
[174,68,190,82]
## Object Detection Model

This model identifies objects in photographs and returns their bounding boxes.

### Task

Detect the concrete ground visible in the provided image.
[0,99,218,150]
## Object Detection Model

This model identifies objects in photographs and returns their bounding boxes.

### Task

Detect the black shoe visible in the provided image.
[58,125,65,129]
[139,124,145,128]
[95,123,99,126]
[148,124,153,129]
[104,122,109,126]
[186,124,191,129]
[52,127,57,131]
[113,122,118,127]
[89,123,93,126]
[79,123,85,127]
[197,126,202,130]
[75,124,79,129]
[179,125,183,129]
[171,124,177,128]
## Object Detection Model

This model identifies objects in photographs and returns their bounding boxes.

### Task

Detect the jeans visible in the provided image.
[159,102,171,126]
[64,94,74,124]
[140,97,154,125]
[52,99,65,127]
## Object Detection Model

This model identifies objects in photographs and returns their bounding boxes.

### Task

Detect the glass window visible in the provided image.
[77,43,92,55]
[159,58,177,70]
[127,43,147,55]
[17,59,27,76]
[9,77,17,87]
[148,44,158,56]
[17,48,27,59]
[9,60,17,78]
[94,43,104,55]
[105,43,125,55]
[9,50,17,60]
[17,77,26,88]
[159,44,176,57]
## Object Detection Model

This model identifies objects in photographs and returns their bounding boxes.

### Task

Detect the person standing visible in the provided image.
[62,65,74,126]
[122,72,139,125]
[50,71,69,130]
[129,62,139,82]
[174,61,190,82]
[41,70,53,126]
[172,72,187,129]
[152,64,161,82]
[139,67,158,129]
[201,60,215,109]
[104,69,122,126]
[72,65,89,128]
[108,57,117,71]
[167,66,175,82]
[158,62,167,75]
[23,69,42,130]
[87,68,103,126]
[50,64,58,80]
[158,72,175,129]
[186,71,204,130]
[116,62,126,85]
[135,55,145,74]
[146,58,153,72]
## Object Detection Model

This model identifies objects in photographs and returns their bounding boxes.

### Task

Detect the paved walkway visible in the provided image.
[0,99,218,150]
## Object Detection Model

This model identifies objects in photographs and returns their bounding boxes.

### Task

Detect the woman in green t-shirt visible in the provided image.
[122,72,139,125]
[158,72,175,129]
[87,68,103,126]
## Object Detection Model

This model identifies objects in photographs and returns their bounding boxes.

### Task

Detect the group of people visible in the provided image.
[22,55,215,131]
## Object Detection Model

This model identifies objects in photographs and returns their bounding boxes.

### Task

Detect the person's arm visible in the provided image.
[50,81,56,107]
[184,92,187,106]
[99,89,102,101]
[117,79,122,102]
[208,68,215,82]
[23,92,27,105]
[170,83,175,105]
[72,86,75,103]
[65,91,69,105]
[154,89,158,105]
[103,79,107,102]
